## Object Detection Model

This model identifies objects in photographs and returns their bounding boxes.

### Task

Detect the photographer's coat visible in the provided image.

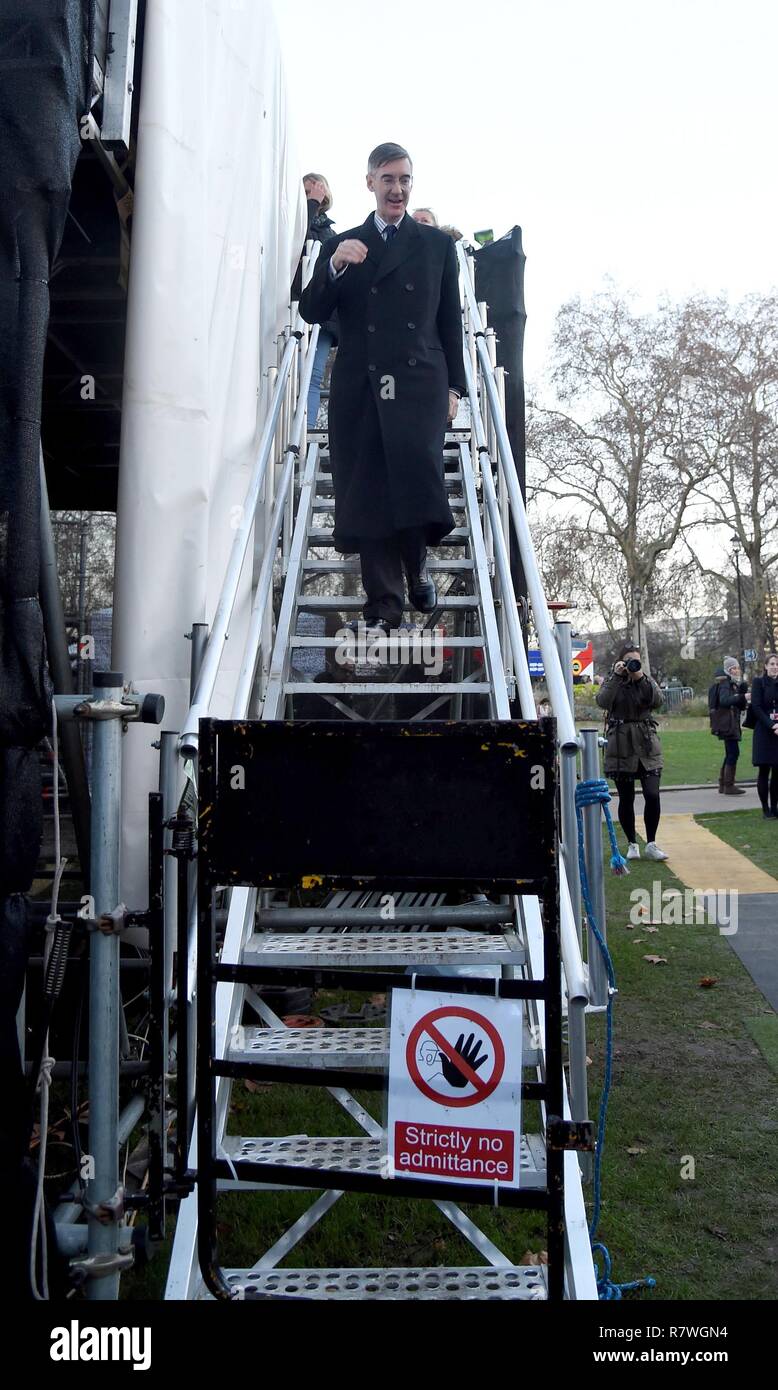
[596,670,664,774]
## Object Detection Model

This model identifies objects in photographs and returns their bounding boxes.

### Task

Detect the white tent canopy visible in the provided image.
[112,0,307,901]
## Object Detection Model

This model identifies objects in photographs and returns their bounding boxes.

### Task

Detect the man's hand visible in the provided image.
[331,239,368,272]
[447,391,459,422]
[304,178,327,206]
[613,661,626,676]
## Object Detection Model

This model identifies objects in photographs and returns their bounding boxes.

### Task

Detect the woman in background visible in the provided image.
[751,653,778,817]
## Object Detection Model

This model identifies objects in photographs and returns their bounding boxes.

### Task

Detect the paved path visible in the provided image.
[636,783,762,816]
[630,803,778,1011]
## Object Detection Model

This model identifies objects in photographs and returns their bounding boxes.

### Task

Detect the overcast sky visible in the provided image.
[275,0,778,383]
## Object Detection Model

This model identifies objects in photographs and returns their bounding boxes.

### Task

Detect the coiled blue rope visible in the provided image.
[575,777,656,1301]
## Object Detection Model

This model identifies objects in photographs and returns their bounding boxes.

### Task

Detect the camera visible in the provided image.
[625,658,642,673]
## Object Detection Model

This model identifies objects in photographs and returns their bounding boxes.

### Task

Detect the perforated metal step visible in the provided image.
[242,931,525,968]
[216,1264,547,1301]
[227,1022,540,1069]
[221,1133,546,1188]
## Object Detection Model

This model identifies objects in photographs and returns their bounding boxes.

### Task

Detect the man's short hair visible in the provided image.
[367,142,412,173]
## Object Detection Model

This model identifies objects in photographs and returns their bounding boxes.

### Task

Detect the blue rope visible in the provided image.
[576,776,630,876]
[575,777,656,1301]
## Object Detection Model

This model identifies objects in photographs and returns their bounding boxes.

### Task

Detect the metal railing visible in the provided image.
[456,242,592,1140]
[179,241,322,757]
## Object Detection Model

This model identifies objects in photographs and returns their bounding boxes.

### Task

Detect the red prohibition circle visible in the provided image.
[406,1006,505,1107]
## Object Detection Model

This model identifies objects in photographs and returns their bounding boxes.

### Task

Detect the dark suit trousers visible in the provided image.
[360,528,427,626]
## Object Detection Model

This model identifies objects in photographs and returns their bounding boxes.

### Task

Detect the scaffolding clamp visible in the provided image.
[83,1184,126,1224]
[546,1116,595,1152]
[70,1251,135,1281]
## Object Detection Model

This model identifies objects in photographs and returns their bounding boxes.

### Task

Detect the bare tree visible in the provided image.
[528,284,732,669]
[681,293,778,653]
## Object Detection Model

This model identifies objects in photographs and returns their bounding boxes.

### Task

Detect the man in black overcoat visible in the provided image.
[300,142,466,631]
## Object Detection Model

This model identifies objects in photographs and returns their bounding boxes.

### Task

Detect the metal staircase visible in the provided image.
[162,241,599,1302]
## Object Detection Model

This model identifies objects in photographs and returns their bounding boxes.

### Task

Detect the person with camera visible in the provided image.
[708,656,749,795]
[750,652,778,818]
[596,643,667,861]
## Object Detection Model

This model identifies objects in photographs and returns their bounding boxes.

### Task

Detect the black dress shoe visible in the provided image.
[406,574,437,613]
[347,617,392,637]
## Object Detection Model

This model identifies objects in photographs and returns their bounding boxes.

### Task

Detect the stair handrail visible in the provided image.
[179,243,321,757]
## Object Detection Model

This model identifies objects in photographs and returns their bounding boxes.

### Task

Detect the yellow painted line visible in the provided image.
[635,812,778,894]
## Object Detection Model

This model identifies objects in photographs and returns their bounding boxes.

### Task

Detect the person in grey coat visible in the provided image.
[596,643,667,861]
[751,652,778,817]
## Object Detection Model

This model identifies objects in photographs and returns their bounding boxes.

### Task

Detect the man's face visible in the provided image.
[366,157,413,223]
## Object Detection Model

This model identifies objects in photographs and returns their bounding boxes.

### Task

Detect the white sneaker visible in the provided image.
[644,842,668,861]
[626,843,640,860]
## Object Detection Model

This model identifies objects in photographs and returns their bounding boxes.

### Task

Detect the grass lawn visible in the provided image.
[578,715,757,788]
[695,806,778,879]
[586,831,778,1300]
[125,825,778,1301]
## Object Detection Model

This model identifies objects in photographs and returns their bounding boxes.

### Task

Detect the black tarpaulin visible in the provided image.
[474,226,528,616]
[0,0,91,1292]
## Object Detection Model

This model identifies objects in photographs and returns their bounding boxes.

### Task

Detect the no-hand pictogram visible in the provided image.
[406,1005,505,1108]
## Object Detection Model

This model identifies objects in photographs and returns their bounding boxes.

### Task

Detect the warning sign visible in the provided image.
[387,990,523,1188]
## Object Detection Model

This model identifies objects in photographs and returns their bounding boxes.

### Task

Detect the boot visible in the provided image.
[718,760,727,793]
[722,763,746,795]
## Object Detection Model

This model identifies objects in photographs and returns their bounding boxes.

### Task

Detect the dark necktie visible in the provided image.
[384,223,398,242]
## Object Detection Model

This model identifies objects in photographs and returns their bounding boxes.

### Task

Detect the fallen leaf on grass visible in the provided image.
[705,1226,728,1241]
[645,925,660,933]
[699,1021,719,1029]
[586,1055,593,1066]
[643,954,668,965]
[632,937,646,944]
[741,844,751,850]
[626,1146,647,1156]
[698,977,718,988]
[370,994,387,1007]
[624,923,635,930]
[519,1250,548,1265]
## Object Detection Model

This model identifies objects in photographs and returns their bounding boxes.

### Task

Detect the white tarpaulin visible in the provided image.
[112,0,306,901]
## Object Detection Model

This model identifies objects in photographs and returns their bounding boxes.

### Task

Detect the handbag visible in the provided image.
[743,703,757,730]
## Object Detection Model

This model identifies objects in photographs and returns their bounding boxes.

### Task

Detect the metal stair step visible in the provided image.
[221,1133,546,1188]
[311,496,466,511]
[282,682,493,697]
[296,595,480,612]
[306,528,470,546]
[218,1264,547,1301]
[242,931,525,967]
[227,1023,540,1070]
[302,558,475,572]
[288,636,485,649]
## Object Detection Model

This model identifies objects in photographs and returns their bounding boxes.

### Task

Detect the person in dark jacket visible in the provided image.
[291,174,338,424]
[596,643,667,861]
[708,657,749,795]
[751,652,778,817]
[300,141,466,632]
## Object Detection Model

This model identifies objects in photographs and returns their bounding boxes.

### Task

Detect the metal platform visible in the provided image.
[241,932,525,967]
[211,1265,548,1301]
[220,1133,547,1188]
[228,1022,541,1070]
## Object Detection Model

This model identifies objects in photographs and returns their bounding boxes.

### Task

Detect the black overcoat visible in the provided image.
[751,674,778,766]
[300,212,466,553]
